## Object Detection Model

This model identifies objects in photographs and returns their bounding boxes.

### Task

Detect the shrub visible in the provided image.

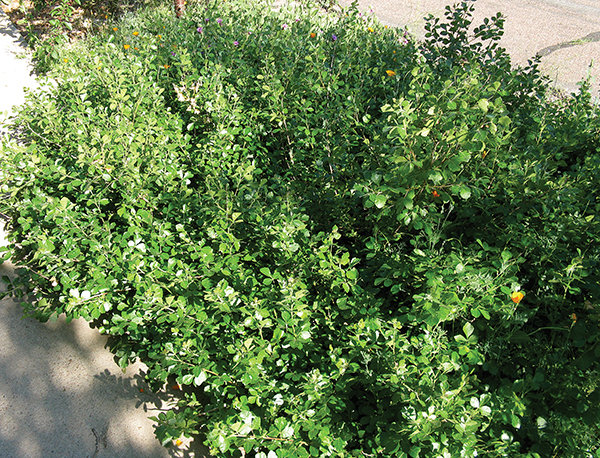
[1,0,599,456]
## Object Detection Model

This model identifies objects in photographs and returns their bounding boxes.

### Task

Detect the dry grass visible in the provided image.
[1,0,144,46]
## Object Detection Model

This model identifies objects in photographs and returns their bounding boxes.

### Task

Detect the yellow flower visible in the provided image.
[63,58,68,63]
[175,439,183,446]
[368,27,374,32]
[511,291,524,304]
[385,70,396,77]
[133,31,139,36]
[124,44,130,50]
[157,34,162,39]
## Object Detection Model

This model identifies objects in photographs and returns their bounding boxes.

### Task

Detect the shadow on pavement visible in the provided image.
[0,255,211,458]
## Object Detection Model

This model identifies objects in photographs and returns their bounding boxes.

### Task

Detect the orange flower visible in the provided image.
[139,388,144,392]
[432,190,440,198]
[124,44,130,50]
[310,32,316,38]
[171,384,179,390]
[571,313,577,322]
[134,47,139,50]
[511,291,524,304]
[133,31,139,36]
[157,34,162,39]
[164,64,170,69]
[113,27,118,31]
[386,70,396,77]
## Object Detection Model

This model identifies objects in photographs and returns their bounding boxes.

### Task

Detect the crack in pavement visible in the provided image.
[537,30,600,57]
[89,422,109,458]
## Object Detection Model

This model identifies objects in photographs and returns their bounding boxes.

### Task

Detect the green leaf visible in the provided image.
[459,185,471,199]
[59,197,70,210]
[402,196,414,210]
[447,156,463,172]
[498,115,511,127]
[463,322,474,338]
[346,269,357,280]
[373,194,387,209]
[510,413,521,429]
[260,267,271,277]
[428,170,443,183]
[463,420,478,434]
[194,371,207,386]
[537,417,548,429]
[477,98,489,113]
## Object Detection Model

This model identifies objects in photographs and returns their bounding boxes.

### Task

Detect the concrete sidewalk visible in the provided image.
[0,7,37,131]
[0,9,209,458]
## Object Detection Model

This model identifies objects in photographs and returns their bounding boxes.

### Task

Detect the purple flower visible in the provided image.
[282,23,288,29]
[205,18,209,22]
[248,31,252,35]
[197,27,203,33]
[332,34,337,41]
[172,52,176,56]
[217,18,222,25]
[295,18,300,22]
[233,40,239,46]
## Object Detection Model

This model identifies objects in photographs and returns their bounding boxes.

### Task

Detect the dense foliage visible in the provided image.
[1,0,600,456]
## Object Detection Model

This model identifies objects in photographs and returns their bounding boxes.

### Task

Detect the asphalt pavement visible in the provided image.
[338,0,600,96]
